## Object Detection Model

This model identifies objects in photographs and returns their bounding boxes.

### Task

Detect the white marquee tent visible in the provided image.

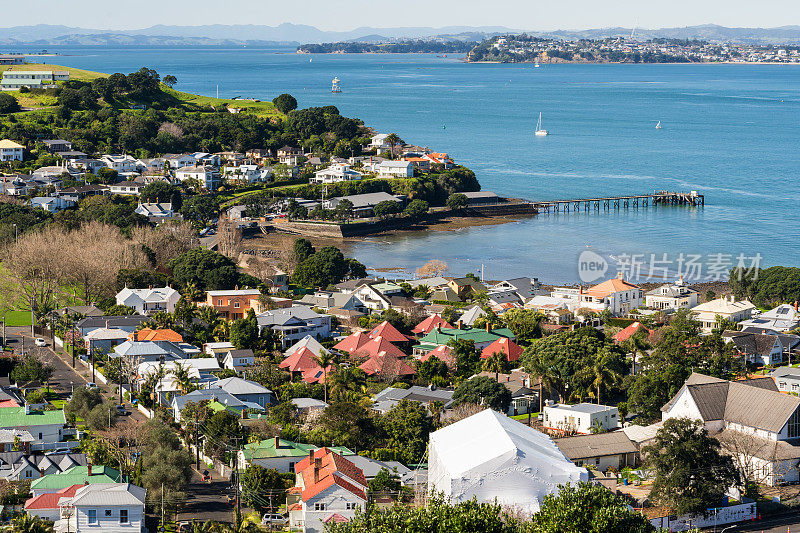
[428,409,588,514]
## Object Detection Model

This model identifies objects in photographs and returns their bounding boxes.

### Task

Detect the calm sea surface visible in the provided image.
[18,45,800,282]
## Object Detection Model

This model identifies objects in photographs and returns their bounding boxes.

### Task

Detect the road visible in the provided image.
[713,512,800,532]
[176,469,237,525]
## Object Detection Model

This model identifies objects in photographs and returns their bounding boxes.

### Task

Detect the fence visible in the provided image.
[648,500,757,531]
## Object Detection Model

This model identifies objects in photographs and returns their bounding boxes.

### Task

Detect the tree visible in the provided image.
[416,259,448,278]
[501,309,544,342]
[482,352,509,381]
[293,238,315,263]
[162,75,178,88]
[272,93,298,114]
[141,181,182,209]
[333,199,354,221]
[380,399,433,464]
[315,351,335,403]
[533,482,655,533]
[11,514,52,533]
[446,193,469,210]
[452,376,511,413]
[240,465,286,512]
[368,468,400,494]
[292,246,364,288]
[0,93,21,114]
[383,133,403,159]
[140,418,194,505]
[10,352,54,385]
[372,200,401,219]
[203,410,241,461]
[581,349,623,405]
[168,248,239,291]
[327,495,511,533]
[180,195,218,222]
[450,339,479,378]
[644,417,738,515]
[403,199,429,220]
[169,361,195,395]
[230,315,259,349]
[66,387,103,420]
[320,401,378,450]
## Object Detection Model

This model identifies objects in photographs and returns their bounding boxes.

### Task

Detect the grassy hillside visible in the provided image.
[1,63,281,118]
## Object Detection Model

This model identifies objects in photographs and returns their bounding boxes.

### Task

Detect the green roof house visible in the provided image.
[0,407,66,448]
[238,437,354,473]
[413,326,515,356]
[30,465,125,496]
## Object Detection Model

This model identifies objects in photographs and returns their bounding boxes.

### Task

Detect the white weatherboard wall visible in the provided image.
[649,501,757,531]
[428,409,587,515]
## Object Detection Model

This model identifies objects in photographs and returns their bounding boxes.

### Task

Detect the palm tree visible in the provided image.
[585,351,622,405]
[329,366,367,402]
[182,282,202,302]
[13,513,52,533]
[622,333,650,376]
[315,351,336,403]
[383,133,403,159]
[142,311,176,330]
[213,320,230,342]
[482,352,507,382]
[198,306,222,329]
[170,361,195,395]
[529,357,562,411]
[143,363,167,405]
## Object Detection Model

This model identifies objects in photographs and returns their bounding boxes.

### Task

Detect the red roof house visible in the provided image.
[333,331,371,354]
[412,314,453,335]
[354,335,407,359]
[480,337,524,362]
[359,354,416,377]
[613,321,652,344]
[279,347,320,373]
[25,484,81,520]
[368,321,410,343]
[419,344,456,369]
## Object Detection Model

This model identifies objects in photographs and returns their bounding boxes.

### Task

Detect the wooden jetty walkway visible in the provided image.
[531,190,704,213]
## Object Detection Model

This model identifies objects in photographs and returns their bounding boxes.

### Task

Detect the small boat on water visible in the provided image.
[534,112,548,136]
[534,60,540,68]
[331,77,341,93]
[655,121,662,129]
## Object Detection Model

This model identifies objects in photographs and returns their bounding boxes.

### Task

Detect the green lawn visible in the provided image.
[162,86,282,118]
[510,412,539,421]
[1,310,31,327]
[0,63,108,82]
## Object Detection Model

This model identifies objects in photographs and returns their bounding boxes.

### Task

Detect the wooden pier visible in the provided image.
[531,191,704,214]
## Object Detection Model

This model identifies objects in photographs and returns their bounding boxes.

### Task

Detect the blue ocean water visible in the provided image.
[18,46,800,282]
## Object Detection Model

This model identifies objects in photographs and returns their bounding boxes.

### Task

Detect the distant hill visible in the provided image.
[2,23,800,46]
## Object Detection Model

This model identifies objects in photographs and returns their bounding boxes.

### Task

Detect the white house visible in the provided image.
[239,438,354,474]
[739,304,800,333]
[107,181,144,196]
[256,307,332,349]
[209,376,274,408]
[368,133,390,152]
[579,274,643,315]
[223,164,272,183]
[165,154,196,169]
[30,196,75,213]
[288,448,367,533]
[722,330,785,366]
[542,402,620,434]
[377,160,413,178]
[134,202,176,220]
[175,165,220,190]
[100,155,139,174]
[0,139,24,161]
[350,283,392,313]
[662,372,800,485]
[222,349,256,372]
[310,163,362,184]
[691,296,756,333]
[644,277,700,311]
[427,409,587,515]
[55,483,146,533]
[0,407,66,449]
[115,286,180,315]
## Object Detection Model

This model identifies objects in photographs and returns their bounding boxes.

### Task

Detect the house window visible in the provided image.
[314,503,326,511]
[345,503,358,510]
[105,510,112,517]
[38,432,42,440]
[87,510,97,524]
[234,302,240,308]
[781,381,787,389]
[25,470,31,478]
[788,408,800,439]
[218,299,223,306]
[120,510,128,524]
[595,458,600,465]
[793,384,799,392]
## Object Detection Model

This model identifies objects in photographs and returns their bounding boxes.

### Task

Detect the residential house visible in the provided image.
[321,192,404,218]
[402,156,430,171]
[115,286,180,315]
[411,314,453,335]
[222,349,256,373]
[30,196,75,213]
[691,296,756,333]
[0,407,66,449]
[280,347,329,384]
[358,353,416,379]
[413,325,515,356]
[0,71,49,90]
[459,305,485,327]
[76,316,148,337]
[41,140,73,153]
[257,307,332,349]
[371,386,453,414]
[164,154,196,169]
[134,202,178,221]
[377,160,413,178]
[223,164,272,183]
[310,163,362,184]
[288,448,367,533]
[128,328,183,343]
[136,158,166,173]
[644,277,700,310]
[25,484,81,521]
[291,398,329,415]
[70,158,105,174]
[112,340,184,364]
[543,402,620,434]
[296,291,366,314]
[0,55,24,65]
[100,154,139,174]
[107,181,144,196]
[175,165,220,191]
[239,438,354,473]
[29,465,125,497]
[283,336,329,359]
[613,321,655,344]
[350,283,392,313]
[424,152,455,168]
[0,140,24,161]
[662,372,800,485]
[740,304,800,333]
[209,377,274,408]
[368,134,391,153]
[486,290,522,311]
[0,430,35,455]
[195,152,223,166]
[418,344,455,369]
[578,273,643,315]
[1,451,86,481]
[206,289,262,319]
[476,370,538,416]
[480,337,523,362]
[204,342,235,357]
[53,483,146,533]
[492,277,545,301]
[57,184,108,203]
[170,389,251,422]
[554,432,638,471]
[447,278,487,300]
[246,148,272,164]
[723,330,785,366]
[83,328,130,354]
[427,409,587,514]
[277,146,303,165]
[771,367,800,394]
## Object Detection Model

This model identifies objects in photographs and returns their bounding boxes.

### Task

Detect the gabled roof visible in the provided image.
[295,448,367,502]
[613,322,653,343]
[129,328,183,343]
[584,275,640,299]
[25,484,80,510]
[419,344,455,368]
[211,377,271,396]
[279,347,320,373]
[480,337,523,362]
[67,483,146,507]
[30,465,123,490]
[692,297,756,315]
[418,326,514,347]
[354,335,407,359]
[412,314,453,335]
[284,336,328,358]
[368,321,409,343]
[333,332,371,354]
[555,432,637,460]
[359,354,416,377]
[722,330,782,356]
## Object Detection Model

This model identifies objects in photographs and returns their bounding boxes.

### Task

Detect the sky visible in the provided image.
[6,0,800,31]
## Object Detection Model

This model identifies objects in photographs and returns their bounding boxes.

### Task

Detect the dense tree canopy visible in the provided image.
[168,248,239,290]
[291,245,366,288]
[272,93,298,114]
[730,265,800,308]
[452,376,511,413]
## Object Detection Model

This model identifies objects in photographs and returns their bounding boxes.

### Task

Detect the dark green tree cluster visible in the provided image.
[168,248,239,291]
[730,265,800,308]
[291,240,367,288]
[452,376,512,412]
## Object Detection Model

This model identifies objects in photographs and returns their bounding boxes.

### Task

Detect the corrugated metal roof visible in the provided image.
[554,432,638,460]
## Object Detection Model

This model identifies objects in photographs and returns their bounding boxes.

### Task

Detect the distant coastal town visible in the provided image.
[467,35,800,63]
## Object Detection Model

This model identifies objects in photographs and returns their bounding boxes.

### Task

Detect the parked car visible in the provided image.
[116,405,130,416]
[261,514,288,526]
[34,338,47,347]
[85,382,98,390]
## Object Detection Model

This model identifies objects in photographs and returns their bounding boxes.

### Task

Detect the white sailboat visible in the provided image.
[534,59,540,68]
[534,112,548,136]
[655,121,662,129]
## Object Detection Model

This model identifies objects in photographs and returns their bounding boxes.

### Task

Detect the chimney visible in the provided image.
[617,272,624,280]
[457,320,463,330]
[795,301,798,312]
[274,436,280,449]
[313,457,322,484]
[436,324,441,333]
[87,463,92,476]
[24,403,30,415]
[485,322,491,333]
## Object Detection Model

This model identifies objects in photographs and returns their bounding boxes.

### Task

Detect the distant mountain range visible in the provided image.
[2,23,800,46]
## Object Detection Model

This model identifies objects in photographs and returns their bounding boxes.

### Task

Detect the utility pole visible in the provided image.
[161,483,165,528]
[194,420,200,470]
